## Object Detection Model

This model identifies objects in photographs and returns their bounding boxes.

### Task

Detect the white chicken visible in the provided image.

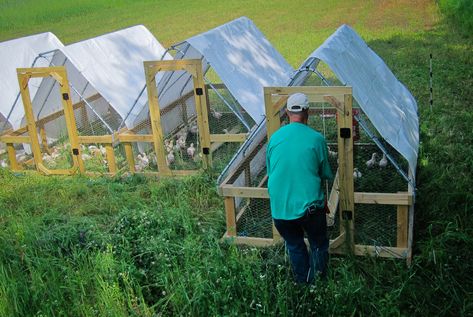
[42,153,57,167]
[211,109,222,120]
[165,139,174,153]
[136,153,150,170]
[99,145,107,156]
[50,146,61,159]
[81,153,92,161]
[177,129,188,141]
[188,122,198,135]
[16,153,27,162]
[176,135,186,149]
[366,153,377,168]
[166,151,175,166]
[88,145,103,157]
[187,143,196,158]
[173,141,181,153]
[353,168,362,179]
[327,146,338,158]
[379,153,388,168]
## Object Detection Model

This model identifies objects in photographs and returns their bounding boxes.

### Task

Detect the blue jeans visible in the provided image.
[273,208,329,284]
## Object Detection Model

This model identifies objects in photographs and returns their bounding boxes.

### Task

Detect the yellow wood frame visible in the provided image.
[143,59,212,176]
[220,86,414,262]
[16,67,85,175]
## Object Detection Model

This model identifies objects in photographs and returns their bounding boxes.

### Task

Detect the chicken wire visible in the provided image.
[27,75,120,172]
[222,99,409,248]
[205,69,254,172]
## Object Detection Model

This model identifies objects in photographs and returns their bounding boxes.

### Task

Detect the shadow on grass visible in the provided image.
[365,24,473,315]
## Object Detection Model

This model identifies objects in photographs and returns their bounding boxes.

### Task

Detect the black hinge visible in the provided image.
[342,210,353,220]
[195,88,203,96]
[340,128,351,139]
[202,147,210,155]
[72,148,79,155]
[62,93,69,100]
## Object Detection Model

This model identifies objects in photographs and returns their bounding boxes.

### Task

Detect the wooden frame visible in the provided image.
[143,59,212,176]
[16,67,85,175]
[1,62,249,176]
[219,86,414,263]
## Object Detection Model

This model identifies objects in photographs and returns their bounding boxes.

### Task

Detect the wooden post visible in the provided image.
[335,93,355,253]
[39,125,49,153]
[144,62,171,176]
[17,71,43,169]
[224,196,237,236]
[192,62,212,169]
[264,88,281,140]
[105,145,117,174]
[6,143,20,171]
[56,68,85,174]
[397,205,408,248]
[124,143,135,172]
[407,170,415,266]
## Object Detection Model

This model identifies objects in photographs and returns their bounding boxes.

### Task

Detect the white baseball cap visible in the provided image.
[286,93,309,112]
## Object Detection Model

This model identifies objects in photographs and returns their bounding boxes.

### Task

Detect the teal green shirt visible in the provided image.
[266,122,333,220]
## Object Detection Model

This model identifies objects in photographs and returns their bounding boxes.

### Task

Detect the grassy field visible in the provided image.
[1,0,473,316]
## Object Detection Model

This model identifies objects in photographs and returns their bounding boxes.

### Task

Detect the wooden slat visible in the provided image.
[397,205,408,248]
[105,145,117,174]
[224,197,237,236]
[354,192,413,205]
[210,133,247,143]
[354,245,408,259]
[220,186,269,198]
[6,143,20,171]
[78,135,113,144]
[225,236,277,247]
[0,135,30,143]
[124,143,135,172]
[265,86,352,96]
[329,233,346,250]
[117,133,153,143]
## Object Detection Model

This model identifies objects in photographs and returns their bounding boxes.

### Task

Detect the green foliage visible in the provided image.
[438,0,473,35]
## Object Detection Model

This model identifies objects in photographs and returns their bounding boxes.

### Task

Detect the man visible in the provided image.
[266,92,333,284]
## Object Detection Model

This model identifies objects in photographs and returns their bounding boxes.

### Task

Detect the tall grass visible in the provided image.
[438,0,473,35]
[1,0,473,316]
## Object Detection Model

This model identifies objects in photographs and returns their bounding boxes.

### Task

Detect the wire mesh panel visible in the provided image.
[354,204,397,246]
[137,59,212,176]
[29,77,75,171]
[205,68,255,173]
[236,198,272,239]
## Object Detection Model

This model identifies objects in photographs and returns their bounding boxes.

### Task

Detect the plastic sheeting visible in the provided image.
[0,32,64,131]
[21,25,171,133]
[304,24,419,177]
[185,16,294,124]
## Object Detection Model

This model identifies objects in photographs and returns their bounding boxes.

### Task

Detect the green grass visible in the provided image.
[1,0,473,316]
